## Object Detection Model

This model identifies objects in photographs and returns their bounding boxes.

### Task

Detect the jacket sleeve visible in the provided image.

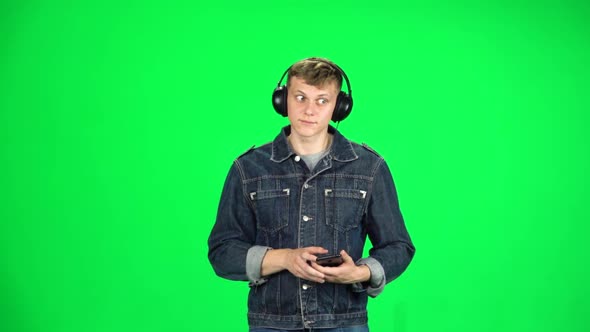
[208,162,258,281]
[365,159,415,289]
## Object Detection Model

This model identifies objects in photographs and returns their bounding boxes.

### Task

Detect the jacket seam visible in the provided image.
[234,159,256,211]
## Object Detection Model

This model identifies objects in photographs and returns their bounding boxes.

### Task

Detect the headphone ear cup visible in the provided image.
[332,91,353,122]
[272,85,288,117]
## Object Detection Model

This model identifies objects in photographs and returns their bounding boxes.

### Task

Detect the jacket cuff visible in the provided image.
[246,245,272,286]
[351,257,386,297]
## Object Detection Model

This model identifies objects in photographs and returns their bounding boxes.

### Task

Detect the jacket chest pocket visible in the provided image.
[324,188,367,232]
[250,188,290,233]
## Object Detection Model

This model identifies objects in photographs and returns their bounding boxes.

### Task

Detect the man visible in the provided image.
[208,57,415,331]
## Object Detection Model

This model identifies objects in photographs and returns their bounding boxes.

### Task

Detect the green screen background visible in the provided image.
[1,1,589,331]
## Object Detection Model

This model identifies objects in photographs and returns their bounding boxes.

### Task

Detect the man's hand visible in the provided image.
[311,250,371,284]
[261,247,328,283]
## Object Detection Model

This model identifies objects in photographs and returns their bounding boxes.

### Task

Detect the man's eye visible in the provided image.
[296,95,305,102]
[318,98,328,105]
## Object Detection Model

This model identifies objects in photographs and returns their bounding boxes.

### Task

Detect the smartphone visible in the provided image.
[316,254,344,267]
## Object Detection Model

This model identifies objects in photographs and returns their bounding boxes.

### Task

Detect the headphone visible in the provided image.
[272,58,353,122]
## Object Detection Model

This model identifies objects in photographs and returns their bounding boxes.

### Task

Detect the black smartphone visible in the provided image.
[316,254,344,267]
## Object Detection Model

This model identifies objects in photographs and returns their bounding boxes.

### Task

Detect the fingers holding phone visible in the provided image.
[315,253,344,267]
[312,250,371,284]
[282,247,328,283]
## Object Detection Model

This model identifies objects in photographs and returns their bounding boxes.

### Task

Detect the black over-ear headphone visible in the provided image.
[272,58,353,122]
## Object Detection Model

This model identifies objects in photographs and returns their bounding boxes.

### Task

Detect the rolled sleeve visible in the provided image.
[246,245,272,286]
[351,257,386,297]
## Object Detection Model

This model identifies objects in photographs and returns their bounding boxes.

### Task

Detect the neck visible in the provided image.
[288,131,332,156]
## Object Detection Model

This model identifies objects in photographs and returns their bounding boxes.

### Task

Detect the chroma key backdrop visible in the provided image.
[1,1,589,331]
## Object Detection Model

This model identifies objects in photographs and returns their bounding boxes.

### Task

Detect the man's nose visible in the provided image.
[304,103,315,115]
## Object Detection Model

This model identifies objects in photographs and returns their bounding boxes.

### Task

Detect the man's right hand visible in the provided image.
[261,247,328,283]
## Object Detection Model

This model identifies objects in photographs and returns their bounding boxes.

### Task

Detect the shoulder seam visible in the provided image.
[361,142,383,159]
[236,145,256,159]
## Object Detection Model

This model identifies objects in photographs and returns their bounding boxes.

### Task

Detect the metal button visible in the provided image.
[303,183,310,189]
[302,284,310,290]
[302,215,311,222]
[294,155,301,162]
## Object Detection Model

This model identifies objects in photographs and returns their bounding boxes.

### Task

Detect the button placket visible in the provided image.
[297,174,322,328]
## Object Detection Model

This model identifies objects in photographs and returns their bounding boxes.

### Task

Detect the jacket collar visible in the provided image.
[271,125,358,163]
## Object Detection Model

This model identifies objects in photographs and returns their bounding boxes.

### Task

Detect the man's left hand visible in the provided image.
[311,250,371,284]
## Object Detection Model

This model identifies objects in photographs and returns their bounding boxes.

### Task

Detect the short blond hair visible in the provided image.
[287,57,343,90]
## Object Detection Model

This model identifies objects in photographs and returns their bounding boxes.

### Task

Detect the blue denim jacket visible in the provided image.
[208,126,415,329]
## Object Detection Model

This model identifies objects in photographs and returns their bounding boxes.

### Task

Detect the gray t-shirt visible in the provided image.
[300,149,331,171]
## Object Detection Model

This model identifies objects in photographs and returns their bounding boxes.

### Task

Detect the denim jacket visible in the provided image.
[208,125,415,329]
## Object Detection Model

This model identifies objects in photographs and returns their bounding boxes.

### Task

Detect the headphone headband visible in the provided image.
[275,58,353,98]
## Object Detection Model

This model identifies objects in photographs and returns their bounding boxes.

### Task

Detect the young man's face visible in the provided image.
[286,76,339,140]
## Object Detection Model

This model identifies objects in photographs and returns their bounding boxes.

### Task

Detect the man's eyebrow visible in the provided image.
[296,90,331,97]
